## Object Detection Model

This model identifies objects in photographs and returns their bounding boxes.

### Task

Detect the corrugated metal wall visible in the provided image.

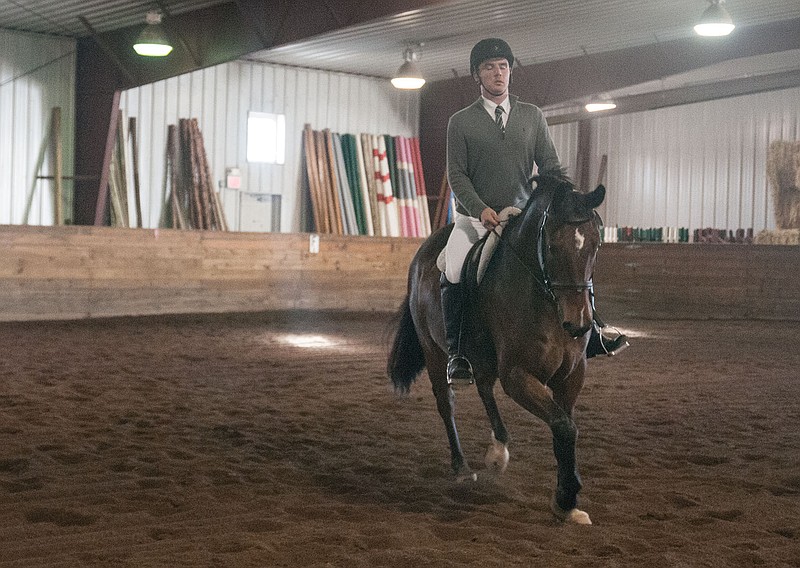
[549,121,579,179]
[0,29,75,226]
[586,86,800,233]
[120,61,420,232]
[2,25,797,237]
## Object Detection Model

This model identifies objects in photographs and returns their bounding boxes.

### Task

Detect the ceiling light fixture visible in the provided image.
[694,0,735,37]
[391,46,425,90]
[133,11,173,57]
[585,99,617,113]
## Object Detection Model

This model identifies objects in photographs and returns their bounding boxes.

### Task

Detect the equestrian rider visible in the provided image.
[442,38,629,386]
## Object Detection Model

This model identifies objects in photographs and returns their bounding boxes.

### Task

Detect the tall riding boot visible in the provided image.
[440,273,474,385]
[586,324,629,358]
[586,286,630,358]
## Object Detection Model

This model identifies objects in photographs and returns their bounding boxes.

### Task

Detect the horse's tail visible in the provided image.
[387,295,426,394]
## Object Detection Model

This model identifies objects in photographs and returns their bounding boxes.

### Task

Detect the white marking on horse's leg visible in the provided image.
[484,431,510,473]
[574,228,585,250]
[455,466,478,483]
[551,496,592,525]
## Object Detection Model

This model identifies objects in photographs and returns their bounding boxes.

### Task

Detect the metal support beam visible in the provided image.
[79,16,136,85]
[234,0,293,48]
[93,91,121,226]
[73,77,119,226]
[546,68,800,126]
[155,0,202,67]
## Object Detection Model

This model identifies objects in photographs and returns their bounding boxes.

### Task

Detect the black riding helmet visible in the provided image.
[470,38,514,76]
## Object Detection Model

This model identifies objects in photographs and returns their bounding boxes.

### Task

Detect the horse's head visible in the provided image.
[532,175,605,339]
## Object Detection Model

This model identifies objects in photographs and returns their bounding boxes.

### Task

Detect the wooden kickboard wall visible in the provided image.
[1,225,798,322]
[593,243,800,321]
[0,225,419,321]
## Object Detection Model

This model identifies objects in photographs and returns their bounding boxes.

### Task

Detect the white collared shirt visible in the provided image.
[482,95,510,128]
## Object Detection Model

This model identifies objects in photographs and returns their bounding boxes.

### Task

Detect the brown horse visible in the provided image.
[387,174,606,524]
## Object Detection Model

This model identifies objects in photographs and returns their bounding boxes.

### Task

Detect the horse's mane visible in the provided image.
[530,168,574,190]
[512,169,575,224]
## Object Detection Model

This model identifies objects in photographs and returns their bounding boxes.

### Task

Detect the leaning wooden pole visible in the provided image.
[180,119,203,229]
[315,130,338,234]
[167,124,184,229]
[201,121,225,230]
[596,154,608,187]
[325,130,345,235]
[192,119,227,231]
[129,117,143,228]
[433,171,450,230]
[303,124,324,232]
[191,119,214,229]
[51,107,63,225]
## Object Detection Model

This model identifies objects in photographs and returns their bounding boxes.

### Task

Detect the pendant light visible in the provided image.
[585,100,617,113]
[391,47,425,90]
[133,11,174,57]
[694,0,735,37]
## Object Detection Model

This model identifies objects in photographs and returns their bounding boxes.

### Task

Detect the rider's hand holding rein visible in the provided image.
[481,207,500,230]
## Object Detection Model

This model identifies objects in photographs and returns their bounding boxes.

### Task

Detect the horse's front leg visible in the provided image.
[501,366,591,525]
[429,358,476,482]
[475,377,510,473]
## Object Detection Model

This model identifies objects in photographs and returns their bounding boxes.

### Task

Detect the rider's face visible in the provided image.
[476,58,511,97]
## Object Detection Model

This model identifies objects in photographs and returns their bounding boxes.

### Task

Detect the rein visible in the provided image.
[494,198,595,316]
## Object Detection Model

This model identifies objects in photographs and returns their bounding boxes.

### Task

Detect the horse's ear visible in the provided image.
[586,184,606,209]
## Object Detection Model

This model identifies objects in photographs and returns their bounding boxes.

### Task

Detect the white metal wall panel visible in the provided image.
[120,60,419,232]
[592,86,800,233]
[0,29,75,226]
[548,122,579,180]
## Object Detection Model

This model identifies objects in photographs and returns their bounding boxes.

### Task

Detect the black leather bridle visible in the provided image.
[499,199,600,327]
[537,205,599,296]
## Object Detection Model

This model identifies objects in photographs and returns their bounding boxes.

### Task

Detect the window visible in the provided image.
[247,111,286,164]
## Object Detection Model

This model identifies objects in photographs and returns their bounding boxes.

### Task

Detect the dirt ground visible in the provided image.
[0,312,799,567]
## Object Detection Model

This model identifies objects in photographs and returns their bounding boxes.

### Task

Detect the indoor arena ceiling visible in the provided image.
[2,0,800,109]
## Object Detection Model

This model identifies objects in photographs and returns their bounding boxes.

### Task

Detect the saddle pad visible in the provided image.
[437,206,522,284]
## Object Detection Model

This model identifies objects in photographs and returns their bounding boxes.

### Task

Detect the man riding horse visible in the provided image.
[442,38,628,385]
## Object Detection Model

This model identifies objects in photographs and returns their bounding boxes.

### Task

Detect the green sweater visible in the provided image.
[446,95,562,217]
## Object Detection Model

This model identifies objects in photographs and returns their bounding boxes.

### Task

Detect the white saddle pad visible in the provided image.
[437,206,522,284]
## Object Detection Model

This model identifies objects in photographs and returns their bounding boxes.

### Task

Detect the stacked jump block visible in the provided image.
[602,226,691,243]
[602,226,755,244]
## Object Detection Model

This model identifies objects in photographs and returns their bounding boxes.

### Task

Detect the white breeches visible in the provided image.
[444,211,489,283]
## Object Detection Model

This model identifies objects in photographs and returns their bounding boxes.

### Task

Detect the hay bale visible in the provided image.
[796,144,800,188]
[766,141,800,229]
[755,229,800,245]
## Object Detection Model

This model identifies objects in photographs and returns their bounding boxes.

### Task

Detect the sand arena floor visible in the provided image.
[1,312,799,567]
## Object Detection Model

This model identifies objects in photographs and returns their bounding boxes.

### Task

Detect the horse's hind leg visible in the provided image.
[476,378,510,473]
[429,359,476,482]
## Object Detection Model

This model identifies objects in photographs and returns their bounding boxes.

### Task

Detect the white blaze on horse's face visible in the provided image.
[574,228,586,251]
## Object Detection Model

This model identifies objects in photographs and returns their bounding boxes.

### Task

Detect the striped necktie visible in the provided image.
[494,105,505,133]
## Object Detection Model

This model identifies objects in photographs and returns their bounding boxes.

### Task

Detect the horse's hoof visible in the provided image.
[455,468,478,483]
[551,498,592,525]
[484,434,509,473]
